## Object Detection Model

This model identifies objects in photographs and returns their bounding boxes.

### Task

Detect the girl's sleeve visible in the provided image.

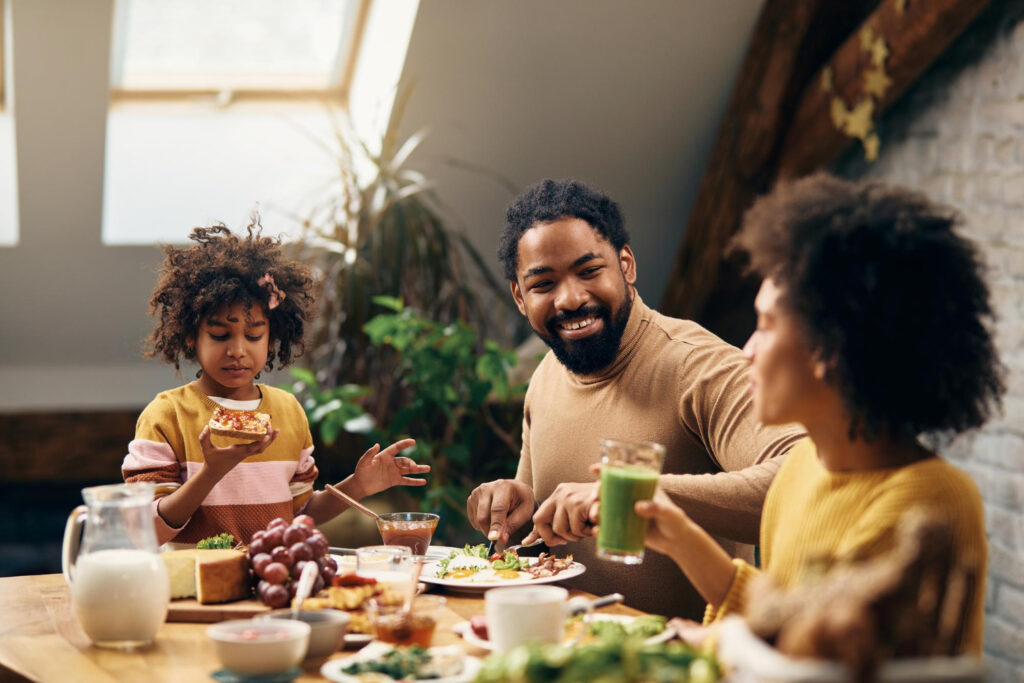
[703,559,761,625]
[121,398,189,544]
[289,400,318,514]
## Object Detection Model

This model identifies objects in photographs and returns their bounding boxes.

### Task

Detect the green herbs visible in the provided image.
[475,638,719,683]
[585,615,668,640]
[196,533,235,550]
[341,646,432,678]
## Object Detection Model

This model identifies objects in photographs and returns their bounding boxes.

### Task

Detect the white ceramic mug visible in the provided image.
[485,585,588,654]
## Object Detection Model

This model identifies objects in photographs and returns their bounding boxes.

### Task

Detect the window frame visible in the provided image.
[108,0,371,107]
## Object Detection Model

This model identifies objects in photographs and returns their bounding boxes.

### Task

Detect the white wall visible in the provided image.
[0,0,763,411]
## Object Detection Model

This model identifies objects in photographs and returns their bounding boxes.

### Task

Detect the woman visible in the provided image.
[597,174,1004,655]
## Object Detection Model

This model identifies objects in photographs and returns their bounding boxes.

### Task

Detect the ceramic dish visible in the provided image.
[421,558,586,593]
[320,642,483,683]
[452,613,674,651]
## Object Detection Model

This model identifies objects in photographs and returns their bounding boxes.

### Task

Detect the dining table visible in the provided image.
[0,573,646,682]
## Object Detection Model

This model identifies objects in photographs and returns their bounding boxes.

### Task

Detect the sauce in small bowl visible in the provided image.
[375,512,439,554]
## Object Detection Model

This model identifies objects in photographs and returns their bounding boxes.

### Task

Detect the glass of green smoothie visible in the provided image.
[596,439,665,564]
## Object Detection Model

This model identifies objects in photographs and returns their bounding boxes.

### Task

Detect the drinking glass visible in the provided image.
[596,439,666,564]
[366,594,446,647]
[356,545,413,594]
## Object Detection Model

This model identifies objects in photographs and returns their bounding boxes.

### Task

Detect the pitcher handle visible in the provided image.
[61,505,88,585]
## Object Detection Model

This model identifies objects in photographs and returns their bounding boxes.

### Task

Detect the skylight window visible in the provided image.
[110,0,365,96]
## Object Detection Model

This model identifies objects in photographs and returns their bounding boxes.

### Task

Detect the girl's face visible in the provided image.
[742,278,826,426]
[192,301,269,400]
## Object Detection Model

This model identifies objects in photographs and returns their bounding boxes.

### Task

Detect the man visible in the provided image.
[467,178,805,619]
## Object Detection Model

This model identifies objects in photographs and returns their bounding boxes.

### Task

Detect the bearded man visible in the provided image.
[466,178,804,619]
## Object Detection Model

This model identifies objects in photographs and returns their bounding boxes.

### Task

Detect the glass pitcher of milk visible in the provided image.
[61,482,169,649]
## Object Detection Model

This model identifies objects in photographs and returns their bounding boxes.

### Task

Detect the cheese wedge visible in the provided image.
[163,548,251,604]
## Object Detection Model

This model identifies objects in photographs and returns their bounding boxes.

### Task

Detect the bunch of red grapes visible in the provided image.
[247,514,338,608]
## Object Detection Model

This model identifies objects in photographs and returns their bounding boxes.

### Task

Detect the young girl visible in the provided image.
[591,174,1003,656]
[122,222,429,545]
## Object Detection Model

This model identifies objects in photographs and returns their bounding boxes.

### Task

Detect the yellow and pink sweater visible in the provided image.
[122,382,317,545]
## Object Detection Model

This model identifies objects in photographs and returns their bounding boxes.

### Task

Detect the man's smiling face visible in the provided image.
[510,217,636,374]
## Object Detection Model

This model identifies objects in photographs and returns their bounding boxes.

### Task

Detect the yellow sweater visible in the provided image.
[706,438,987,654]
[122,382,317,545]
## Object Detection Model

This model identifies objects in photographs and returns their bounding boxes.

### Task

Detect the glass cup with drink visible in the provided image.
[596,439,666,564]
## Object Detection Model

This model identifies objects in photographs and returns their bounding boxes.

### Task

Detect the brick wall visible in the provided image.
[834,1,1024,677]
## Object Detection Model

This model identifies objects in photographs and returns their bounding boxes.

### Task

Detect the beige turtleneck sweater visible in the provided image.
[517,294,805,619]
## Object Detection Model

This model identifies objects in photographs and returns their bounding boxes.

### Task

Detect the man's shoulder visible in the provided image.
[643,308,740,360]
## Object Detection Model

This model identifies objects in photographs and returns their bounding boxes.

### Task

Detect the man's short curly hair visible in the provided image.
[732,173,1005,442]
[145,220,316,372]
[498,178,630,281]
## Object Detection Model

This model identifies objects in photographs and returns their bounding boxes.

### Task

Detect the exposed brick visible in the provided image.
[993,582,1024,628]
[988,541,1024,589]
[985,616,1024,663]
[986,504,1024,550]
[984,656,1024,683]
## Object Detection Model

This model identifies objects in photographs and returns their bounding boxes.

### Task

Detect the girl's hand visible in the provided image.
[198,425,279,478]
[350,439,428,498]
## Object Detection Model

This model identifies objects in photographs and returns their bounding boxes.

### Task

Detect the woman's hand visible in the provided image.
[349,438,428,498]
[634,488,694,560]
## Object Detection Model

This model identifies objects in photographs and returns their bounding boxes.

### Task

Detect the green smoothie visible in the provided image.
[597,465,660,560]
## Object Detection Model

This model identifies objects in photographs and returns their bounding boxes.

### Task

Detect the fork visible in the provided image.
[504,537,544,554]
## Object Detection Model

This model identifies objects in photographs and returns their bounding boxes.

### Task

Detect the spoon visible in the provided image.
[324,483,382,521]
[291,560,320,621]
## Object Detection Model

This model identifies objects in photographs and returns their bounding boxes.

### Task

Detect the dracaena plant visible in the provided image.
[284,297,526,539]
[283,90,513,409]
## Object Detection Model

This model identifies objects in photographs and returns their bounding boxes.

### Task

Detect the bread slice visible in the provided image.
[162,548,251,604]
[209,406,271,439]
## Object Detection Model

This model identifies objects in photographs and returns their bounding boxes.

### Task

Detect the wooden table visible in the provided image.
[0,574,643,682]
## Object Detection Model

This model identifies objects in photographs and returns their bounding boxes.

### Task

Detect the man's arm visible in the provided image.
[660,459,782,544]
[675,340,805,543]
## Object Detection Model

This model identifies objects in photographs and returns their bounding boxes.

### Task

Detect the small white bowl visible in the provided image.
[206,618,311,675]
[261,608,350,659]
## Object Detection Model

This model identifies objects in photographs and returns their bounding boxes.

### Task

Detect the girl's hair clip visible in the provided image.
[258,272,286,310]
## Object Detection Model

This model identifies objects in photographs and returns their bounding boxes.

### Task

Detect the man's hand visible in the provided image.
[198,425,279,478]
[349,439,427,498]
[523,481,598,547]
[466,479,535,545]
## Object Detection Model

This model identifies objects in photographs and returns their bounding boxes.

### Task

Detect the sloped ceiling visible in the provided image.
[393,0,765,308]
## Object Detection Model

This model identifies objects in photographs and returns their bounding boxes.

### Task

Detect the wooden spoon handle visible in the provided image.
[324,483,381,521]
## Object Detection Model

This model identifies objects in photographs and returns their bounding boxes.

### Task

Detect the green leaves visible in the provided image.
[284,369,371,446]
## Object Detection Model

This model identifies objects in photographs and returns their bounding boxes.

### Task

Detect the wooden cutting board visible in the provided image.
[166,597,269,623]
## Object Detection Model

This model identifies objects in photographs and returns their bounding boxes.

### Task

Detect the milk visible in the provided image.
[71,548,170,647]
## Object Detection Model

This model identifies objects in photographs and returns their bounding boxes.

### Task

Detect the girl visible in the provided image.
[592,174,1003,656]
[122,222,429,545]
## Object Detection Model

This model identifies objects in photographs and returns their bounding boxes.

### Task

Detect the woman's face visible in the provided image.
[742,278,825,426]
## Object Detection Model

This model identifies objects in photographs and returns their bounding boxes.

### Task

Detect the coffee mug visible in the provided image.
[485,586,589,654]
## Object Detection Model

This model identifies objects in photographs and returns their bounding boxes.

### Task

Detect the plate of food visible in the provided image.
[320,641,482,682]
[421,544,585,593]
[453,612,673,651]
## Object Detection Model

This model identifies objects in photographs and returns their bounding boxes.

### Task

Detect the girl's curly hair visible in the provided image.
[145,219,316,372]
[732,173,1005,442]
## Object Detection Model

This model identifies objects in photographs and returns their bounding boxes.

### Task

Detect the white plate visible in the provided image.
[452,613,674,651]
[320,642,482,682]
[421,558,586,593]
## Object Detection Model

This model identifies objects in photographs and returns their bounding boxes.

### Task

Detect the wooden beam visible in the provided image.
[660,0,827,327]
[776,0,990,178]
[661,0,988,344]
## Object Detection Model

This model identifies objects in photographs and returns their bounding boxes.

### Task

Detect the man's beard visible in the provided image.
[539,291,633,375]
